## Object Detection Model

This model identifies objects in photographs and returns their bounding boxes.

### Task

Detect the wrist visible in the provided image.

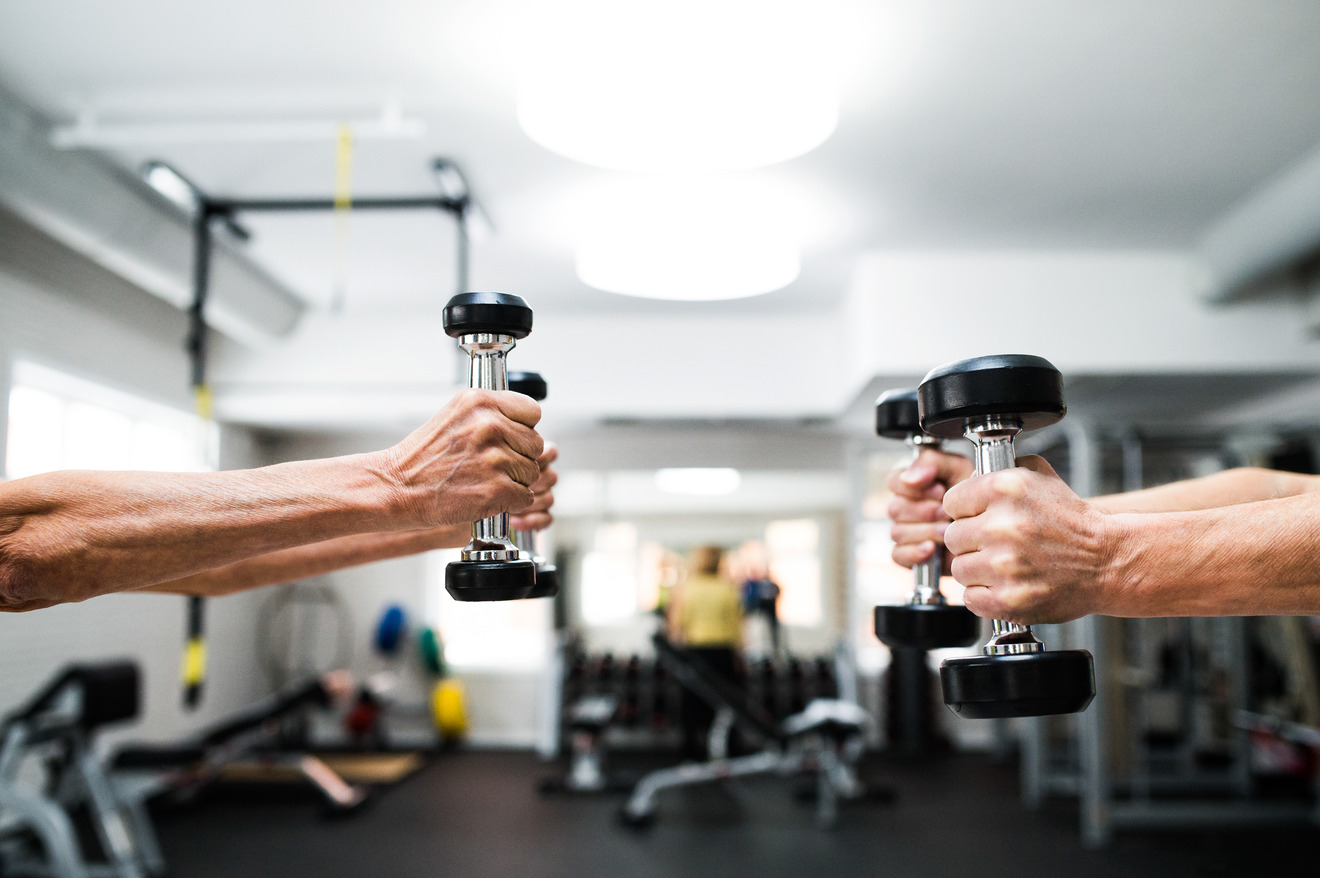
[1097,512,1146,616]
[363,448,428,530]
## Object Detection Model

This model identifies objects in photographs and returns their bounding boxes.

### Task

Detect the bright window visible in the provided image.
[765,519,822,627]
[426,549,553,671]
[5,361,215,479]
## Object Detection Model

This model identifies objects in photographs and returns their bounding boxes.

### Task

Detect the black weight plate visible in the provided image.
[874,603,981,650]
[918,354,1064,439]
[445,558,538,601]
[509,371,548,401]
[875,388,921,440]
[526,565,559,599]
[940,649,1094,718]
[443,292,533,339]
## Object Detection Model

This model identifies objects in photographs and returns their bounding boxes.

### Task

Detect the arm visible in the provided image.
[942,456,1320,622]
[1092,467,1320,513]
[141,526,471,598]
[145,444,561,599]
[0,389,542,611]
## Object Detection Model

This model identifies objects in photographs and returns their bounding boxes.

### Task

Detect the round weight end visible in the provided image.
[874,603,981,650]
[918,354,1065,439]
[509,371,548,401]
[875,388,921,440]
[446,558,538,601]
[443,292,533,339]
[526,565,559,599]
[940,649,1094,718]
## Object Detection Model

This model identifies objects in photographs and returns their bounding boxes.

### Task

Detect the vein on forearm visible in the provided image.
[0,454,401,609]
[143,525,469,598]
[1108,492,1320,617]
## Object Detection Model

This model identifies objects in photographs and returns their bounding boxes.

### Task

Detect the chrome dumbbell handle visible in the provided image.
[964,415,1045,656]
[908,433,946,606]
[459,333,521,562]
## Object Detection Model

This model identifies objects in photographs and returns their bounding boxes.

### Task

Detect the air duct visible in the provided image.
[0,87,304,345]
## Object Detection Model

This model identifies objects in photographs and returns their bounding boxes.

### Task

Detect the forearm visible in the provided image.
[1093,467,1320,514]
[0,454,410,610]
[1104,493,1320,616]
[144,524,471,598]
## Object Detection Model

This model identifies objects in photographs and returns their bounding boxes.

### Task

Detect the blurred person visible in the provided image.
[736,541,783,659]
[667,544,743,759]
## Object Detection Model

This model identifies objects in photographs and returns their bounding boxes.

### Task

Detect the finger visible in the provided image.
[942,519,977,556]
[887,496,948,524]
[501,449,542,488]
[899,449,971,490]
[499,421,546,464]
[889,521,946,547]
[513,490,555,515]
[510,511,553,531]
[892,541,936,569]
[1015,454,1060,478]
[537,443,559,469]
[490,389,542,427]
[528,466,558,495]
[943,468,1031,519]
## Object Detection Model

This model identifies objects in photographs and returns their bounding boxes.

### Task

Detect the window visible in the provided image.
[426,549,553,671]
[6,360,216,479]
[764,518,822,627]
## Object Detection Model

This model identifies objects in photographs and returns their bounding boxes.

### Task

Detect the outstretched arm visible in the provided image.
[144,445,560,599]
[1092,467,1320,513]
[942,457,1320,622]
[0,390,543,611]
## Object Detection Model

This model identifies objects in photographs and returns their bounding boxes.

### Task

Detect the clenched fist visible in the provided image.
[385,389,544,528]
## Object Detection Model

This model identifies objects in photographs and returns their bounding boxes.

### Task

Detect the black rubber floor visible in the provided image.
[153,750,1317,878]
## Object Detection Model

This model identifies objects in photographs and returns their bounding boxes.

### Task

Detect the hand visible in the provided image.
[886,448,973,572]
[385,389,544,528]
[942,455,1117,624]
[510,444,558,532]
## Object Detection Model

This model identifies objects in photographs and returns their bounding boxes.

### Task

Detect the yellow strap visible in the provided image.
[181,638,207,686]
[331,124,354,311]
[193,384,213,421]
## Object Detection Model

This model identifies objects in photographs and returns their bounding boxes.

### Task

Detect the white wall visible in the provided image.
[0,237,270,745]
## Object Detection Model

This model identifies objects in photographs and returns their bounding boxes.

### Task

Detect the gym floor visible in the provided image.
[152,751,1316,878]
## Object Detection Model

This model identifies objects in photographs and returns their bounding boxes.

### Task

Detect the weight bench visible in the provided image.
[619,635,877,829]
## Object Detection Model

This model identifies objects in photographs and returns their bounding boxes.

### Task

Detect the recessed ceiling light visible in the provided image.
[655,468,742,496]
[574,176,800,301]
[517,0,840,172]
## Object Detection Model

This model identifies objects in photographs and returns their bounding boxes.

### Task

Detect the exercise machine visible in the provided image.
[619,634,875,829]
[0,661,162,878]
[917,354,1095,718]
[508,369,559,599]
[442,291,539,601]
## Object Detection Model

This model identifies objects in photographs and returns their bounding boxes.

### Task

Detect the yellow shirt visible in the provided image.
[675,574,742,647]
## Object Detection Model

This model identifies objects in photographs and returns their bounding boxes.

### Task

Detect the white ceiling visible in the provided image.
[4,1,1320,453]
[4,1,1320,311]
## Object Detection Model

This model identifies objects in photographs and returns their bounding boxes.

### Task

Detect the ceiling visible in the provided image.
[4,1,1320,457]
[3,0,1320,314]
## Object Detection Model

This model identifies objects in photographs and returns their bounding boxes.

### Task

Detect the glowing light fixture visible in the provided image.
[575,176,800,300]
[517,0,840,172]
[655,468,742,496]
[141,160,203,215]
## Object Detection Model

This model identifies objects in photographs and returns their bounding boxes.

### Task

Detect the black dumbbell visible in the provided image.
[873,388,981,650]
[442,292,538,601]
[508,371,559,599]
[917,354,1095,719]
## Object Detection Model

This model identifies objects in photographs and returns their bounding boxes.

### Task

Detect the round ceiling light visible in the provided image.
[516,1,840,172]
[574,176,801,301]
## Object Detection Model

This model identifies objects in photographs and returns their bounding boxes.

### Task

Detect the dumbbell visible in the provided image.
[917,354,1095,718]
[508,371,559,599]
[442,291,538,602]
[873,388,981,650]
